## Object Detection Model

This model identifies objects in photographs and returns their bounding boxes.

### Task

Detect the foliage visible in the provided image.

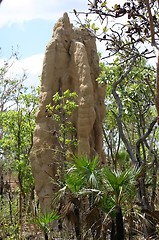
[0,53,39,239]
[0,87,38,194]
[100,57,156,150]
[36,210,60,240]
[0,194,20,239]
[64,155,139,207]
[84,0,159,60]
[102,167,138,205]
[0,51,27,111]
[66,155,101,192]
[53,155,141,239]
[46,89,78,150]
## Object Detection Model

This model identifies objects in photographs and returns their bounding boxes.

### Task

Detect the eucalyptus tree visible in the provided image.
[0,52,37,192]
[0,52,28,201]
[0,86,38,192]
[0,86,39,239]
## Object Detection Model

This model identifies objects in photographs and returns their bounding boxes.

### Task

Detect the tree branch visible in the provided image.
[144,0,157,48]
[112,56,137,165]
[136,117,158,165]
[155,51,159,122]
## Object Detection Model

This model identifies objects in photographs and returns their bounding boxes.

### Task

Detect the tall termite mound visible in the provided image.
[31,12,106,210]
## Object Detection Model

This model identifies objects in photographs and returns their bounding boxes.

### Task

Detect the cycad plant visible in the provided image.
[66,155,101,192]
[53,155,140,239]
[101,167,139,240]
[66,155,103,239]
[36,210,60,240]
[52,155,102,240]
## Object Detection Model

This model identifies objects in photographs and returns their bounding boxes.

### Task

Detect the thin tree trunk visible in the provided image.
[19,192,23,239]
[110,219,116,240]
[44,231,49,240]
[8,188,13,224]
[74,198,81,240]
[116,205,124,240]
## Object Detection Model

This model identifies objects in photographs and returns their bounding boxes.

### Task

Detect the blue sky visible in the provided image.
[0,0,88,86]
[0,0,89,58]
[0,19,54,58]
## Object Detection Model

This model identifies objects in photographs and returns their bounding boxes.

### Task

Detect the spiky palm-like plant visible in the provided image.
[36,210,60,240]
[53,155,140,239]
[101,167,139,240]
[66,155,101,192]
[52,155,102,240]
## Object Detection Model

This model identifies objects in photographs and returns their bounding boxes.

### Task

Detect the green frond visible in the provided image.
[89,172,99,188]
[37,210,60,229]
[68,155,101,187]
[66,171,84,193]
[102,167,139,204]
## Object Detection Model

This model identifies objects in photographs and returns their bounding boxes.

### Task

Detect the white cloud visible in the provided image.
[0,54,44,87]
[0,0,88,27]
[14,54,44,86]
[14,54,43,75]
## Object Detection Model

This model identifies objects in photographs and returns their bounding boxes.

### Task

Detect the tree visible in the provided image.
[0,87,38,194]
[0,51,27,112]
[0,51,38,193]
[99,57,159,237]
[0,51,40,238]
[79,0,159,116]
[0,81,38,238]
[100,57,156,161]
[46,89,78,182]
